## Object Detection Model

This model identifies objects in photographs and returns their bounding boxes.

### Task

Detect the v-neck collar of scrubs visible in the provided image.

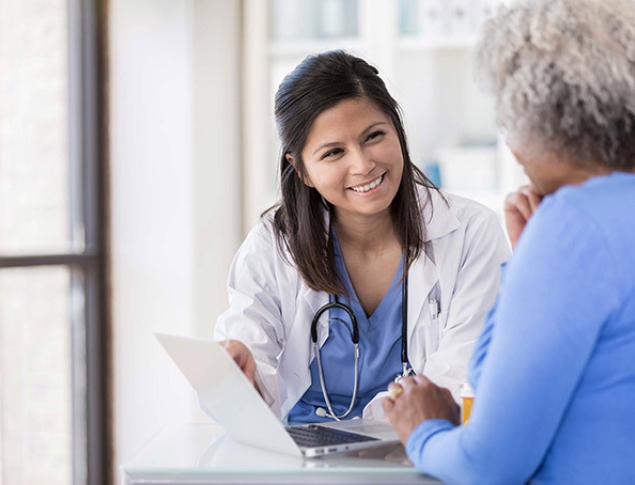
[331,228,404,322]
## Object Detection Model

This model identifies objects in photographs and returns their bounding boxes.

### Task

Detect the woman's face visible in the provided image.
[506,134,606,196]
[291,97,404,222]
[507,139,563,196]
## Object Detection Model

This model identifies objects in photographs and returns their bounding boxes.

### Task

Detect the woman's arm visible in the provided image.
[394,197,619,484]
[424,205,510,398]
[214,221,291,417]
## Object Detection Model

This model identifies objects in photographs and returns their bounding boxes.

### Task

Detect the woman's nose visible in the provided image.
[349,148,375,174]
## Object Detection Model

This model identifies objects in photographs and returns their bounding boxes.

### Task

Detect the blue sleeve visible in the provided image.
[405,196,620,485]
[467,262,508,389]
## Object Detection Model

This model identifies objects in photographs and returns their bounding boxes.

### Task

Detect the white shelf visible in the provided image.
[269,34,479,58]
[268,38,364,58]
[397,35,479,51]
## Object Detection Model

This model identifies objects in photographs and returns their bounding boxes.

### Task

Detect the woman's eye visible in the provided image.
[321,148,343,159]
[366,130,386,142]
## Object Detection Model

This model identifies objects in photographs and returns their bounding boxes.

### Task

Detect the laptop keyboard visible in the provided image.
[287,424,379,448]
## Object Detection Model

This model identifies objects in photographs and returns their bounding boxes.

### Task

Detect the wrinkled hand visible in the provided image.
[504,185,543,249]
[382,375,460,445]
[219,339,256,386]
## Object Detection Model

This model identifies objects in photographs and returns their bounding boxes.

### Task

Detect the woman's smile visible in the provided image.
[349,173,386,194]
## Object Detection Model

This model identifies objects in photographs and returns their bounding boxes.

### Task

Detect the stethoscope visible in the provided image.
[310,275,415,421]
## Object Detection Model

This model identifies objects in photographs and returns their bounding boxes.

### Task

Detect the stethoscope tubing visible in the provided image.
[401,274,411,378]
[313,341,359,421]
[310,300,360,344]
[310,276,413,421]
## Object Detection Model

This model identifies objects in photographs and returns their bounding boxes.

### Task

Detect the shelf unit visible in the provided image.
[242,0,526,230]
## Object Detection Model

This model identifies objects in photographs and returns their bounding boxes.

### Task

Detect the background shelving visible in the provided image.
[243,0,527,227]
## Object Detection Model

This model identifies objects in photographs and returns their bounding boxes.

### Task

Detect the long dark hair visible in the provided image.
[270,50,436,295]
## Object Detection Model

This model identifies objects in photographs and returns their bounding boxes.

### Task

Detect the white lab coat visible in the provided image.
[214,189,510,420]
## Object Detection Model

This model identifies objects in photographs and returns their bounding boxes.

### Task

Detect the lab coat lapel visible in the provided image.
[278,287,328,419]
[407,250,439,343]
[408,189,461,344]
[303,289,330,349]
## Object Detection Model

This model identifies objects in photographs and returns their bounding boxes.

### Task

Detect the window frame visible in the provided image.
[0,0,110,483]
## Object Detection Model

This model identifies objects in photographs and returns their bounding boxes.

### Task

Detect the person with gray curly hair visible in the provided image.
[382,0,635,483]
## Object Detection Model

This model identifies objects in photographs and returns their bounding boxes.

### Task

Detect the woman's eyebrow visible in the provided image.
[311,141,340,157]
[362,121,390,134]
[311,121,390,156]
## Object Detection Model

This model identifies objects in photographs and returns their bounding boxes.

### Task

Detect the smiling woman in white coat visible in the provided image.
[215,50,510,424]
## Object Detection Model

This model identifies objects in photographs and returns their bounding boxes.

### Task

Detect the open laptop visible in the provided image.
[155,333,400,458]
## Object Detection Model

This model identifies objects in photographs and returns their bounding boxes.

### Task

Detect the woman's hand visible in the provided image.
[382,375,460,445]
[219,339,257,386]
[504,185,543,249]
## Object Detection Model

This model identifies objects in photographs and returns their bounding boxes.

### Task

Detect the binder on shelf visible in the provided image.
[317,0,358,39]
[419,0,445,39]
[270,0,319,41]
[422,159,442,188]
[448,0,472,36]
[473,0,499,34]
[399,0,421,36]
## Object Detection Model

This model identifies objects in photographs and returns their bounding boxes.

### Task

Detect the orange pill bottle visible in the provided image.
[460,383,474,425]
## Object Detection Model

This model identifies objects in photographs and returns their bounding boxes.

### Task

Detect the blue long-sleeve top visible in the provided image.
[406,173,635,484]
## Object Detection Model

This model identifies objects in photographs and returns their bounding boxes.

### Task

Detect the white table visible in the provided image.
[121,422,444,484]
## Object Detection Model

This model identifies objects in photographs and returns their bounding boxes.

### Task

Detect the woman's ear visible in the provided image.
[286,153,314,187]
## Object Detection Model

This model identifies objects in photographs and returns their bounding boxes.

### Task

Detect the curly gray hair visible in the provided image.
[476,0,635,170]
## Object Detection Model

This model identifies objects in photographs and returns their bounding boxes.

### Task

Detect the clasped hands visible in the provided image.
[382,374,460,445]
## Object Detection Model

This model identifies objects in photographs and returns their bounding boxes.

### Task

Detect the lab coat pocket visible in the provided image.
[420,303,441,359]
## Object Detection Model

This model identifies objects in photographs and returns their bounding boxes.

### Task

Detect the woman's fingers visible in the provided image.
[440,386,454,403]
[523,185,543,212]
[413,374,431,385]
[504,185,543,249]
[440,387,461,425]
[508,184,543,219]
[397,374,424,389]
[387,382,403,401]
[382,394,395,413]
[219,339,256,385]
[505,189,532,221]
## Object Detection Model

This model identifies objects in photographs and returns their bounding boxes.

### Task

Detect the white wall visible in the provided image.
[109,0,242,475]
[192,0,242,339]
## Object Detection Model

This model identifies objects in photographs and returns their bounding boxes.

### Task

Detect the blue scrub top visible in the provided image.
[288,231,406,424]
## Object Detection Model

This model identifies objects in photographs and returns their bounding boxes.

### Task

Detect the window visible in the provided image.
[0,0,108,483]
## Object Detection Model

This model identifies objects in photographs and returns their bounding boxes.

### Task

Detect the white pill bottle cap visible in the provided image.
[460,382,474,398]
